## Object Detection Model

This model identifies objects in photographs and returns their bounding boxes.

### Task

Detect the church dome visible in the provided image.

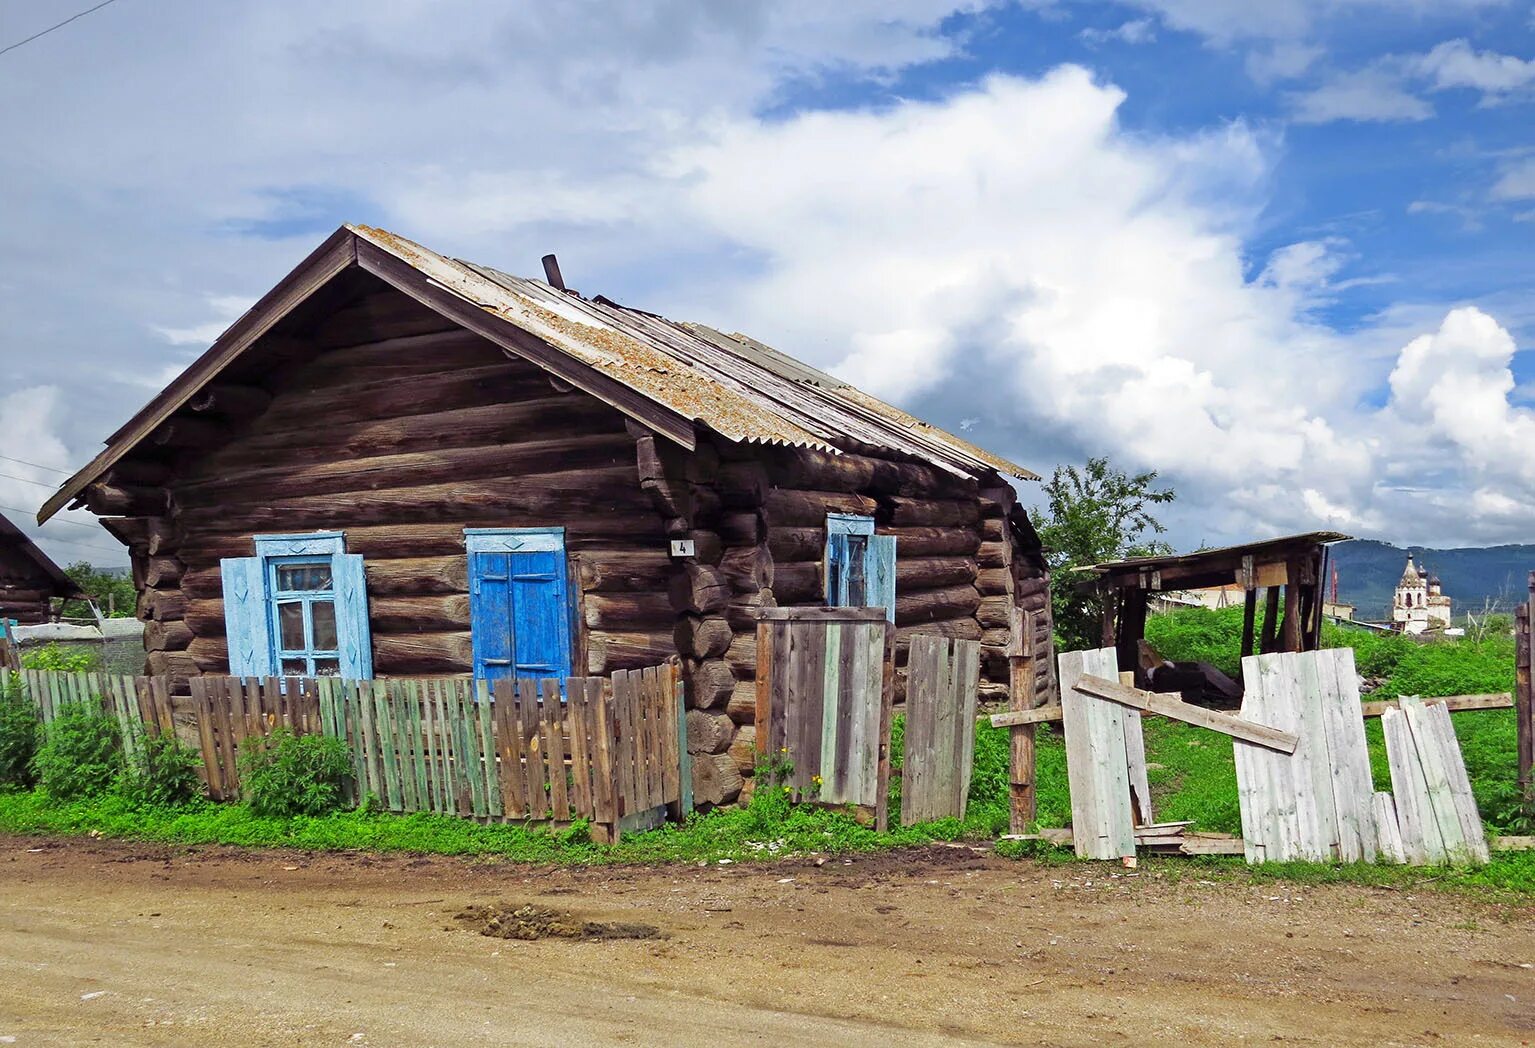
[1399,556,1422,586]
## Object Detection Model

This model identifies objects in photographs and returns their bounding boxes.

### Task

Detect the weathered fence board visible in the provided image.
[1235,649,1377,864]
[901,635,981,825]
[1058,648,1138,860]
[1383,697,1490,865]
[755,608,895,829]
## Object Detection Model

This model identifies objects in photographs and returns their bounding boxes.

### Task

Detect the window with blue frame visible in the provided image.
[466,527,574,686]
[220,532,373,679]
[825,513,896,621]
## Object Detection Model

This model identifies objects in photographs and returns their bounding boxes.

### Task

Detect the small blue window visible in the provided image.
[825,514,896,622]
[221,532,373,679]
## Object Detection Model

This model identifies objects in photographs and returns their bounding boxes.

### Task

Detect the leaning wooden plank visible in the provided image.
[1372,791,1407,865]
[1121,704,1153,827]
[1402,697,1467,861]
[1178,835,1247,856]
[1361,693,1512,718]
[1318,648,1377,862]
[954,638,981,821]
[873,621,896,833]
[1423,701,1490,864]
[1382,705,1442,864]
[1076,675,1299,754]
[1236,653,1279,863]
[1286,650,1334,860]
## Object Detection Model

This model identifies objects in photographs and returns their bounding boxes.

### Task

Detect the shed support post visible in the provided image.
[1241,586,1258,660]
[1518,574,1534,814]
[1007,608,1040,833]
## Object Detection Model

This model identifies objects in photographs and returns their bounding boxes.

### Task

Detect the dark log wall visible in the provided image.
[86,281,673,689]
[697,438,1055,803]
[0,541,62,625]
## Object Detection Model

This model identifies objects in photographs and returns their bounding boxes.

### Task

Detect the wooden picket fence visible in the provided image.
[5,668,175,764]
[9,664,686,843]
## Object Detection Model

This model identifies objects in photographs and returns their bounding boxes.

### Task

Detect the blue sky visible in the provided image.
[1,0,1533,566]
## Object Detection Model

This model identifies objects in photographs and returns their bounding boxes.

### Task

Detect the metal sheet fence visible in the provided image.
[6,664,685,841]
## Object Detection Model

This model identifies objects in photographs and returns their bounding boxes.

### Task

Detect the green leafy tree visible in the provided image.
[60,562,136,620]
[1033,457,1176,651]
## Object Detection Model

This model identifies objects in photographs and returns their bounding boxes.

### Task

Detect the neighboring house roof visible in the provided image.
[0,512,84,598]
[41,225,1034,522]
[1086,532,1352,577]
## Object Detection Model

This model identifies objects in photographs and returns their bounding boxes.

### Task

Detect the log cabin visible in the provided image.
[39,226,1055,805]
[0,512,83,625]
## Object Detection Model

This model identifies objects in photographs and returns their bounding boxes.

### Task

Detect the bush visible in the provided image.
[117,729,205,809]
[238,728,352,818]
[21,644,100,673]
[32,702,121,801]
[0,675,39,790]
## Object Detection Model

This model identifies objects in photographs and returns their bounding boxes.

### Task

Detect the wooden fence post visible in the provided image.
[1008,607,1039,833]
[1518,577,1534,812]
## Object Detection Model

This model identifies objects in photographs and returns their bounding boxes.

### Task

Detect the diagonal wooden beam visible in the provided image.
[1073,674,1298,754]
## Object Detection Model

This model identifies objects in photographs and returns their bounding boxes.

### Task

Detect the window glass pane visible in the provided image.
[276,563,332,592]
[280,658,307,676]
[311,600,338,650]
[313,658,340,677]
[277,602,305,649]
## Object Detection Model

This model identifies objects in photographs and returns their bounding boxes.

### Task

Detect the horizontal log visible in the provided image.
[766,527,824,563]
[279,330,499,386]
[148,650,199,680]
[692,751,743,807]
[727,724,757,775]
[895,617,981,651]
[982,518,1004,541]
[717,511,761,547]
[102,459,172,487]
[587,630,677,674]
[882,526,981,557]
[192,394,626,474]
[185,599,225,636]
[719,545,771,594]
[373,631,473,675]
[138,589,187,623]
[144,619,193,653]
[725,681,756,725]
[724,591,775,633]
[674,615,732,659]
[143,556,184,588]
[176,433,636,508]
[151,416,224,449]
[312,288,461,349]
[177,467,652,532]
[886,497,980,527]
[896,557,977,590]
[146,519,179,557]
[768,449,875,492]
[187,635,228,671]
[761,489,876,527]
[176,518,664,565]
[370,594,472,632]
[977,541,1008,569]
[0,588,55,604]
[667,562,728,615]
[684,658,736,710]
[257,364,528,434]
[187,384,273,421]
[977,595,1012,629]
[718,462,769,507]
[686,709,735,755]
[976,568,1009,596]
[584,591,674,630]
[83,483,165,516]
[767,560,822,604]
[895,584,980,627]
[578,551,674,593]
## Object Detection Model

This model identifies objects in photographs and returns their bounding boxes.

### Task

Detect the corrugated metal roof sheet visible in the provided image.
[353,225,1036,481]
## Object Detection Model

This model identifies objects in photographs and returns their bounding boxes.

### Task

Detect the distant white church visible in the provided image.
[1392,556,1452,635]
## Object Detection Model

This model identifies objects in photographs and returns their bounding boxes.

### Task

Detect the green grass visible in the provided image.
[0,606,1528,893]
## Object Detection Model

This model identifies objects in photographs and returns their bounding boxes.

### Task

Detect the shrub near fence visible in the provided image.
[9,663,687,844]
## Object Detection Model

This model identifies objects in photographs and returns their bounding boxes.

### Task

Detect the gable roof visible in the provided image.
[40,225,1035,523]
[0,512,84,597]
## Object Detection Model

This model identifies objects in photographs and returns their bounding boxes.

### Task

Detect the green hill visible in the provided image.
[1327,539,1535,622]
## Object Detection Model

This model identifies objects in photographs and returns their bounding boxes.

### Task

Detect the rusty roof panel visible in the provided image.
[351,226,1036,480]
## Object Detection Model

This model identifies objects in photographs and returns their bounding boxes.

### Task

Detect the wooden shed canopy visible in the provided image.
[40,225,1035,523]
[0,512,84,598]
[1086,531,1352,592]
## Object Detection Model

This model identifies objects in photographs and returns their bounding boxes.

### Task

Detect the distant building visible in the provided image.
[1323,600,1354,622]
[1391,556,1451,634]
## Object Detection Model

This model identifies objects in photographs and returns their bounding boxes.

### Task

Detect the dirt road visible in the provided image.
[0,835,1531,1046]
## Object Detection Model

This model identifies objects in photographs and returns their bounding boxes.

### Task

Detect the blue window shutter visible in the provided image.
[865,534,897,622]
[221,556,273,677]
[332,553,374,679]
[470,552,514,680]
[825,533,851,606]
[509,550,572,680]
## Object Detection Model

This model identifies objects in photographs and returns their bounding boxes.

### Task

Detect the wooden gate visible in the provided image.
[901,634,981,825]
[754,608,895,829]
